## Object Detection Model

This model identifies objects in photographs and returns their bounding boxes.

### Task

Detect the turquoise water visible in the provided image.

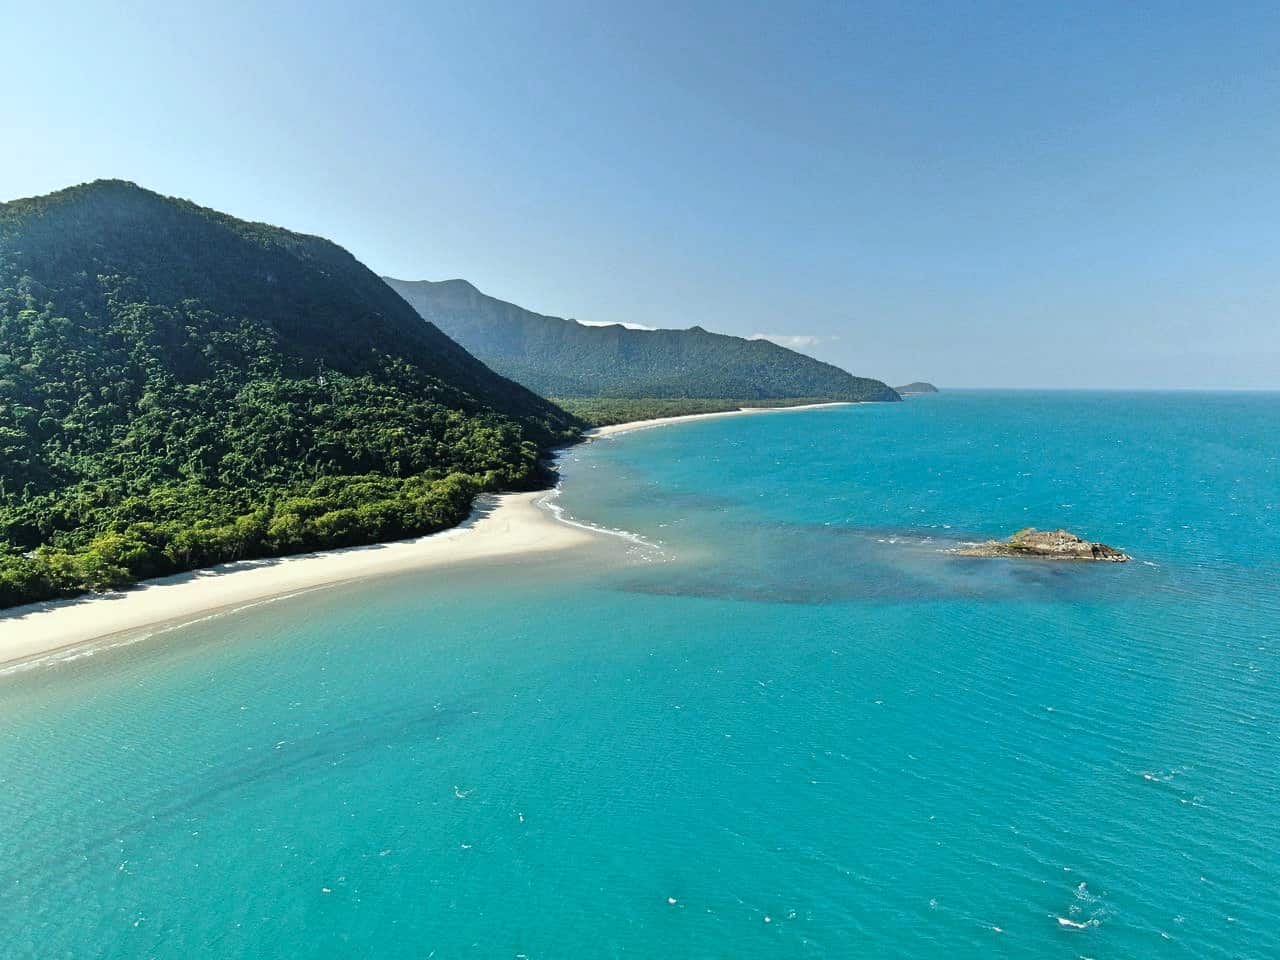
[2,392,1277,958]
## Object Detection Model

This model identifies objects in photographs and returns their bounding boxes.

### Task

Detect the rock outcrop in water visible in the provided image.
[956,528,1130,562]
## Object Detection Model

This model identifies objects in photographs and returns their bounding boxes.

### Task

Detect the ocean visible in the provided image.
[1,391,1277,958]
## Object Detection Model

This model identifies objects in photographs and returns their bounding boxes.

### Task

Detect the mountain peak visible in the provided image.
[0,183,578,607]
[894,381,939,394]
[79,177,149,193]
[383,277,478,292]
[27,178,155,204]
[437,278,479,292]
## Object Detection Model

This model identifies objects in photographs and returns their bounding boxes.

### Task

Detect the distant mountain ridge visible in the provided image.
[385,278,900,403]
[895,382,939,394]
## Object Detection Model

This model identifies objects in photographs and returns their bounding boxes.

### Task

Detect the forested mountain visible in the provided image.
[385,278,900,403]
[0,180,578,607]
[895,382,939,394]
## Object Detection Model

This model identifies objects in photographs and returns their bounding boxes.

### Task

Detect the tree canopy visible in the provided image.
[0,181,579,608]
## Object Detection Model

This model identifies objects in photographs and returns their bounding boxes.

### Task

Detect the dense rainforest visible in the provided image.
[0,181,579,609]
[385,278,901,403]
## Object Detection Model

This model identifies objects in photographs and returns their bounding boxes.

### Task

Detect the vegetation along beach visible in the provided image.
[3,4,1278,959]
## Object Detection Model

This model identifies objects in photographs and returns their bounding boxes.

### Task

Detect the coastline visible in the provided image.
[0,491,591,672]
[0,401,851,672]
[586,400,852,438]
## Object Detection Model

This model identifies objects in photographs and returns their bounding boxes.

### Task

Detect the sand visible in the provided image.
[0,401,853,670]
[586,401,852,438]
[0,491,591,670]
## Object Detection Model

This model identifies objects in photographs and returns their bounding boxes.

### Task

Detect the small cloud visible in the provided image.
[749,333,837,351]
[576,319,657,331]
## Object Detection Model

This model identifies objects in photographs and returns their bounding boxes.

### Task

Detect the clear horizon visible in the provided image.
[5,1,1278,389]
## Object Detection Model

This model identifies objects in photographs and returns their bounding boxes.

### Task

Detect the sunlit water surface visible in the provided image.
[2,392,1277,958]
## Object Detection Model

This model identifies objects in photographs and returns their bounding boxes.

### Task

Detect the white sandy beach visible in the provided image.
[0,490,591,670]
[587,401,851,438]
[0,401,852,670]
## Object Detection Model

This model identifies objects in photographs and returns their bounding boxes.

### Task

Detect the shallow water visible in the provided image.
[2,392,1277,958]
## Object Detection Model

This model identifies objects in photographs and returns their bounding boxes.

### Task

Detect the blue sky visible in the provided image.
[3,0,1278,388]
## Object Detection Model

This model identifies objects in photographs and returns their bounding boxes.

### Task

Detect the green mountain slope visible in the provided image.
[0,181,578,608]
[385,278,900,403]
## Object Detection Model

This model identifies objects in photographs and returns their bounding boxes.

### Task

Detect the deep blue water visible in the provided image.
[2,391,1277,958]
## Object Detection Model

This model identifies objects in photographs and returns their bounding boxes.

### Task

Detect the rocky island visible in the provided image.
[956,528,1130,562]
[894,381,939,395]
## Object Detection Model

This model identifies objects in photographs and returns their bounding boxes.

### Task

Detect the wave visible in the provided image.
[537,486,667,559]
[1055,881,1108,932]
[0,587,324,677]
[1056,916,1094,929]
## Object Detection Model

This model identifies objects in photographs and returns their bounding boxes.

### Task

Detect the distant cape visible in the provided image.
[385,277,900,403]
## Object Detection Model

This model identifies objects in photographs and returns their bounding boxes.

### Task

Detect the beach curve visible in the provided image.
[0,401,853,671]
[0,491,591,671]
[585,401,852,439]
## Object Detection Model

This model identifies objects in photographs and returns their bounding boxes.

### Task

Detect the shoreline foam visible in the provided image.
[0,401,852,671]
[585,401,852,439]
[0,490,590,671]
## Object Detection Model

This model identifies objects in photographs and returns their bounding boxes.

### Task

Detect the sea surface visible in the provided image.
[2,391,1277,958]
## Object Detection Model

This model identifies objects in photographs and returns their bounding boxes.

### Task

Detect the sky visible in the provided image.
[3,0,1278,389]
